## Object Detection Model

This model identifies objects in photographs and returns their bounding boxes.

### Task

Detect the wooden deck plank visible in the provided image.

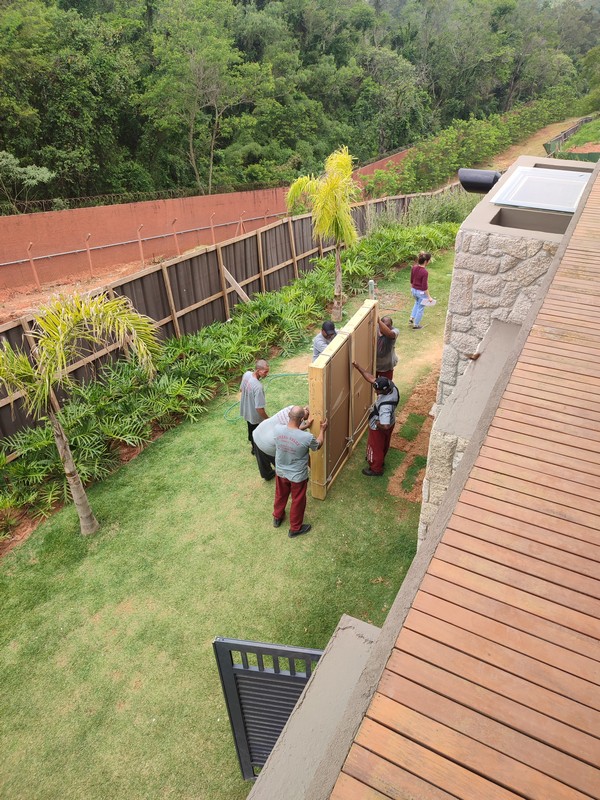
[469,463,600,518]
[387,649,600,769]
[342,745,456,800]
[489,418,600,461]
[526,298,598,326]
[459,486,600,546]
[355,718,524,800]
[519,346,600,370]
[519,351,600,379]
[443,528,600,598]
[420,573,600,662]
[524,337,600,361]
[494,406,600,444]
[395,628,600,746]
[448,510,600,574]
[435,543,600,618]
[405,606,600,711]
[483,428,600,478]
[508,361,600,392]
[515,361,600,393]
[464,476,600,537]
[427,558,600,640]
[507,366,600,400]
[331,771,390,800]
[477,447,600,497]
[412,590,600,684]
[501,393,600,426]
[377,670,599,798]
[512,361,600,390]
[368,693,591,800]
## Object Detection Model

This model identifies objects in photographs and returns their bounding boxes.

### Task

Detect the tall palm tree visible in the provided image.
[0,292,160,535]
[287,146,360,322]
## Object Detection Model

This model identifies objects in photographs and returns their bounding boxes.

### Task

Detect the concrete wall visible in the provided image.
[419,319,520,544]
[0,187,287,290]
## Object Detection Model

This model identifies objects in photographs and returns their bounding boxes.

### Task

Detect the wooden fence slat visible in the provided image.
[161,263,181,338]
[215,244,231,320]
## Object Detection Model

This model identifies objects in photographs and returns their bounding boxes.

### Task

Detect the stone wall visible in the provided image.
[419,430,469,543]
[418,222,559,547]
[435,228,559,409]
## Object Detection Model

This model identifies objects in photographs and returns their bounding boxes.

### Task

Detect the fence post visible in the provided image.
[171,218,181,256]
[287,218,299,280]
[216,244,231,319]
[26,243,42,290]
[84,234,94,278]
[256,230,266,293]
[161,264,181,338]
[136,224,145,266]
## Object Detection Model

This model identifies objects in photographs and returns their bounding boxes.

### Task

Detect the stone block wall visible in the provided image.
[435,228,558,409]
[419,431,468,543]
[418,226,559,547]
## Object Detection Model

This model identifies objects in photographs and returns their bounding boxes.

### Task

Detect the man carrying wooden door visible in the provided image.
[352,362,399,476]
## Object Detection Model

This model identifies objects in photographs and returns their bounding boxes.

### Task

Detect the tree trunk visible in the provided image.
[332,243,343,322]
[48,409,100,536]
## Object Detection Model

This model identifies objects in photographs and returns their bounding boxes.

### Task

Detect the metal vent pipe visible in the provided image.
[458,168,501,194]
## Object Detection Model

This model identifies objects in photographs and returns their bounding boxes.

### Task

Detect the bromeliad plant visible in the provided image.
[0,292,159,535]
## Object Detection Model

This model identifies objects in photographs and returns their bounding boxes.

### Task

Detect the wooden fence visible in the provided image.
[0,191,433,442]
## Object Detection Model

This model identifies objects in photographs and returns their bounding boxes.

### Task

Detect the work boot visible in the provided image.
[288,524,311,537]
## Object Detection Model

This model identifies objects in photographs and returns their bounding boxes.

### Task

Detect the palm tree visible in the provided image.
[287,146,361,322]
[0,292,160,535]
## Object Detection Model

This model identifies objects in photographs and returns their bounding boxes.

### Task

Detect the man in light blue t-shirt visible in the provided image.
[239,359,269,454]
[273,406,328,537]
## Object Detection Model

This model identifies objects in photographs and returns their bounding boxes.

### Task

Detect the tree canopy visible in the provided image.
[0,0,598,206]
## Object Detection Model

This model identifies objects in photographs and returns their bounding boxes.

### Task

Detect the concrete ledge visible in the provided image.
[247,615,380,800]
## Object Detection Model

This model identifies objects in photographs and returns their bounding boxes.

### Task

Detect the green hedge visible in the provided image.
[362,85,580,198]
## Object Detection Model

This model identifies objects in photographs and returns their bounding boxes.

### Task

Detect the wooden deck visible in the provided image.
[331,169,600,799]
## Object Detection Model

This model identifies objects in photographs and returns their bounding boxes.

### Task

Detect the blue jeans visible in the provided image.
[411,289,427,326]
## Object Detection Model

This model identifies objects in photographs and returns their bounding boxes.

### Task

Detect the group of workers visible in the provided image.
[239,251,433,537]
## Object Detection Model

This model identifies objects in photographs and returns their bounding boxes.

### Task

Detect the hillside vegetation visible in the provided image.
[1,0,599,206]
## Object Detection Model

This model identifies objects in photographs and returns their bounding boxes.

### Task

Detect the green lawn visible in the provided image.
[560,117,600,148]
[0,254,453,800]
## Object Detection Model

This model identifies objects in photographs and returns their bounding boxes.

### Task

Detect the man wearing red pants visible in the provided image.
[273,407,328,537]
[352,361,399,476]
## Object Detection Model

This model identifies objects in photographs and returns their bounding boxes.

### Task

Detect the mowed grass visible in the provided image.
[0,252,453,799]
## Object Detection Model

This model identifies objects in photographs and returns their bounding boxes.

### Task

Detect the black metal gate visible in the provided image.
[213,637,323,780]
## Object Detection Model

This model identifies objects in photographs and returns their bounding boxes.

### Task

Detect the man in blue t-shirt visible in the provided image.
[273,406,328,537]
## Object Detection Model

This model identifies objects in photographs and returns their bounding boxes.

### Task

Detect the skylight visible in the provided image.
[491,166,590,213]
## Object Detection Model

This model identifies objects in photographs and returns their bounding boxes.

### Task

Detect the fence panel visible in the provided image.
[167,249,226,335]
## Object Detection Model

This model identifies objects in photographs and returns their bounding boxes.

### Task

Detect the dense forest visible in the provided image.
[0,0,599,205]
